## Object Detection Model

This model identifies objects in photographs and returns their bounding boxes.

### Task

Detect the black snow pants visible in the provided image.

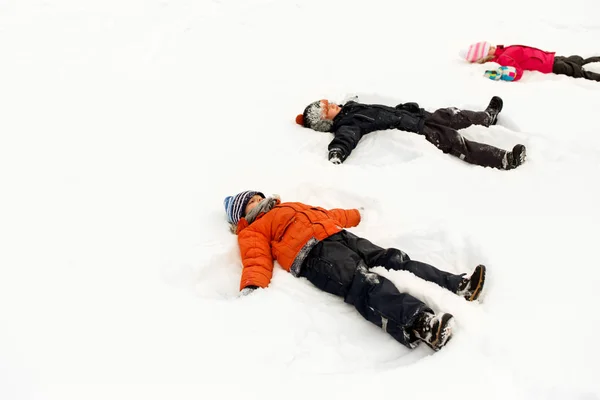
[298,230,464,349]
[553,55,600,82]
[421,107,509,170]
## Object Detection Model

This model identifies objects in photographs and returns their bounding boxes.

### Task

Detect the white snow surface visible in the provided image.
[1,1,600,399]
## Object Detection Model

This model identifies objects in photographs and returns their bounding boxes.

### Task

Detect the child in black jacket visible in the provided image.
[296,96,526,170]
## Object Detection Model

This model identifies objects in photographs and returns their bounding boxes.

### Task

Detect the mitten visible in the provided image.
[484,66,517,81]
[240,285,258,296]
[484,68,502,80]
[498,66,517,81]
[328,148,345,165]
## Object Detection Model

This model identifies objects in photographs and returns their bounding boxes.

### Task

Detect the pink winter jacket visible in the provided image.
[492,45,556,81]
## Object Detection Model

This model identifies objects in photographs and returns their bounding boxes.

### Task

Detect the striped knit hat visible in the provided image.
[224,190,265,225]
[459,41,492,63]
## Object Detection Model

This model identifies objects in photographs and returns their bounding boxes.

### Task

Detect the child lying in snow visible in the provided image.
[460,41,600,82]
[295,96,526,170]
[224,190,488,351]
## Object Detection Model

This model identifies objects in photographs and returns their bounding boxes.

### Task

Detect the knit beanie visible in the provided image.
[459,41,492,63]
[223,190,265,225]
[295,101,334,132]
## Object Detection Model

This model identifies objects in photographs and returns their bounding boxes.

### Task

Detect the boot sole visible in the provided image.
[486,97,503,125]
[518,147,527,165]
[491,96,503,113]
[429,313,454,351]
[468,265,486,301]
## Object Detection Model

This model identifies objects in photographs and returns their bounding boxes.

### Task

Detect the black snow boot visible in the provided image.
[484,96,503,125]
[504,144,527,170]
[457,264,487,301]
[412,311,454,351]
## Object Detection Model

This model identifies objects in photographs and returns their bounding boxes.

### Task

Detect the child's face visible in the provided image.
[245,194,265,216]
[320,100,341,120]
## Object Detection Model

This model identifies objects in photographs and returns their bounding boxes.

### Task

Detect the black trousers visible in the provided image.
[421,108,509,170]
[299,230,464,349]
[553,55,600,82]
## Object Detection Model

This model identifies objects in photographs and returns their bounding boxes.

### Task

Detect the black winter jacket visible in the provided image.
[328,101,428,162]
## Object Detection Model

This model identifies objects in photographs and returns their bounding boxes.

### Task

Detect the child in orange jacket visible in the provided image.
[224,190,488,351]
[460,41,600,82]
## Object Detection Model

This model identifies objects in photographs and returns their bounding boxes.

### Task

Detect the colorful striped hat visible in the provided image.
[459,42,492,63]
[224,190,265,225]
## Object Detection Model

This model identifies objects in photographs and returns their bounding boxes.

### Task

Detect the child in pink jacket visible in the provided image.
[460,41,600,82]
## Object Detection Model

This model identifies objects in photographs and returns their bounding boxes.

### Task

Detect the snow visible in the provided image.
[1,0,600,399]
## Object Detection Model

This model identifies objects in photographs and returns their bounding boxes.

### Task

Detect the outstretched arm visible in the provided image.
[237,227,274,290]
[485,55,523,81]
[328,125,363,164]
[327,208,361,228]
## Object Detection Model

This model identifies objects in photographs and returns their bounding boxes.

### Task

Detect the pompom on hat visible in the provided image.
[223,190,265,225]
[459,41,492,63]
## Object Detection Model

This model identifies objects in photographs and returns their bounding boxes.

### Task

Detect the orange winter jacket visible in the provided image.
[236,201,361,290]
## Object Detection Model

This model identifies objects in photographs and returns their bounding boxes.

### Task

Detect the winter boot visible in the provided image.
[412,311,454,351]
[484,96,503,125]
[457,264,486,301]
[503,144,527,170]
